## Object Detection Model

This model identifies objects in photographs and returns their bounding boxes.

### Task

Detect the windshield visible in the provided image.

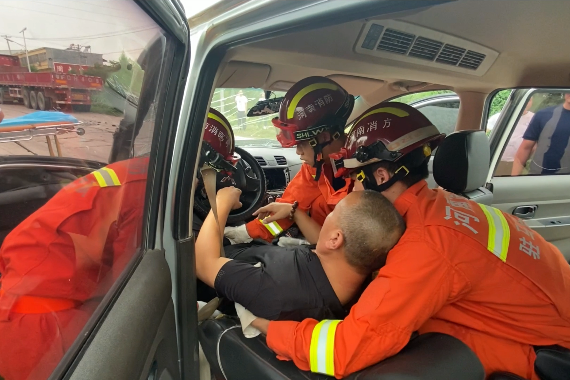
[211,88,286,148]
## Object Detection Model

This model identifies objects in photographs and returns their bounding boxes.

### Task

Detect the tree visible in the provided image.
[489,90,511,116]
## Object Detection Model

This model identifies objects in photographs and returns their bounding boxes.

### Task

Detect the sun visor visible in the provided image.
[216,61,271,88]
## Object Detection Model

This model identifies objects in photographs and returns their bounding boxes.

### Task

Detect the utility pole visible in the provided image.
[1,35,12,54]
[20,27,31,72]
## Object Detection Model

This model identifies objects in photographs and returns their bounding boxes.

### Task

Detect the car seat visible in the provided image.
[198,317,485,380]
[432,130,494,205]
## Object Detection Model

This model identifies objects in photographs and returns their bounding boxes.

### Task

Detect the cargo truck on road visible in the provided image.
[0,54,103,112]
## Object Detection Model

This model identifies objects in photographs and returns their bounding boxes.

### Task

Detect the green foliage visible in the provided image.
[111,53,143,96]
[29,64,39,72]
[90,88,123,116]
[489,90,511,116]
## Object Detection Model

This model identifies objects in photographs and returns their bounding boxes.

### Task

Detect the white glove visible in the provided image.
[235,302,261,338]
[224,224,252,245]
[277,236,310,247]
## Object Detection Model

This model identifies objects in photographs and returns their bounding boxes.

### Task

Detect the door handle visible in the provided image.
[512,205,538,219]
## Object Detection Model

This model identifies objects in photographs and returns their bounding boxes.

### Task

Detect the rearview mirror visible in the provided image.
[247,97,283,117]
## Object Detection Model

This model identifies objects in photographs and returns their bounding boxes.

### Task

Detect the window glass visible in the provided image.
[391,90,458,136]
[485,89,511,135]
[493,90,570,177]
[0,2,170,379]
[210,88,286,147]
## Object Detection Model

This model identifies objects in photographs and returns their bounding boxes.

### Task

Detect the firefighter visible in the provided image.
[224,76,354,245]
[251,102,570,379]
[0,108,239,380]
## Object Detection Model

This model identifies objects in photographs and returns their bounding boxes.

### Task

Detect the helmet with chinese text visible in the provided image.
[202,108,240,173]
[272,76,355,180]
[330,102,445,185]
[271,76,354,148]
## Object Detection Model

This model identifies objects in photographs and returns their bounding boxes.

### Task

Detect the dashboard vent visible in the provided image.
[377,28,414,54]
[356,20,498,76]
[408,37,443,61]
[274,156,287,165]
[254,156,267,166]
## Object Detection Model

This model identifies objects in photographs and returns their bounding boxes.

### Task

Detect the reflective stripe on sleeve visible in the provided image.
[309,319,341,376]
[92,167,121,188]
[478,204,510,262]
[261,219,284,237]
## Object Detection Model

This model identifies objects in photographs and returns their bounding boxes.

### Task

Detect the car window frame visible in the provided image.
[44,2,191,378]
[488,87,570,181]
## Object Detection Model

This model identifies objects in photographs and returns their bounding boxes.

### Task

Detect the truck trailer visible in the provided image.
[0,54,103,112]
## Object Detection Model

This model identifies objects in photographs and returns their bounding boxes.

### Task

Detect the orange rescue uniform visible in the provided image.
[267,180,570,379]
[246,163,352,241]
[0,157,148,380]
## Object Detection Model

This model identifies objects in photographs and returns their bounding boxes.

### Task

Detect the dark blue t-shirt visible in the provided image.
[523,106,570,173]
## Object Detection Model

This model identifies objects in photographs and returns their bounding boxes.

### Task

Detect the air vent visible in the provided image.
[377,28,415,55]
[458,50,486,70]
[274,156,287,165]
[408,37,443,61]
[355,20,498,76]
[254,156,267,166]
[436,44,466,66]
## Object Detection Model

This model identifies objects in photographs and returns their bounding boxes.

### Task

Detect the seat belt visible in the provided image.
[197,166,224,322]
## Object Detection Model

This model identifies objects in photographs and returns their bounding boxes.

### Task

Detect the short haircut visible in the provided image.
[369,148,430,188]
[338,191,405,274]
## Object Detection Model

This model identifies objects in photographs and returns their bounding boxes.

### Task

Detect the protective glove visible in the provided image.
[277,236,310,247]
[224,224,252,245]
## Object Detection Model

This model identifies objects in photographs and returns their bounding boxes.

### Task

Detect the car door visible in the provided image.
[0,1,190,380]
[487,88,570,260]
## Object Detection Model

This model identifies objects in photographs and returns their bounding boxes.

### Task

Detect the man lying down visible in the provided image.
[195,187,405,329]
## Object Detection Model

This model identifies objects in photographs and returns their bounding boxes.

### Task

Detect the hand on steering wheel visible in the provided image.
[253,202,295,224]
[217,187,243,210]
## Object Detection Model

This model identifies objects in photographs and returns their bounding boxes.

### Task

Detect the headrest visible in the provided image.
[433,131,490,193]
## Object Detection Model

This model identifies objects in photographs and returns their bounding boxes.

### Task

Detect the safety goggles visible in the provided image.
[272,117,337,148]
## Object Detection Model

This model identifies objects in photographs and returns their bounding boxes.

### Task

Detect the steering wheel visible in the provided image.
[193,146,267,226]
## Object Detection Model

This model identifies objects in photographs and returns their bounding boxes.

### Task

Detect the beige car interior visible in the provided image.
[211,0,570,257]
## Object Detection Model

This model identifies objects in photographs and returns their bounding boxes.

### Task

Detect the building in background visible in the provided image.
[15,47,103,72]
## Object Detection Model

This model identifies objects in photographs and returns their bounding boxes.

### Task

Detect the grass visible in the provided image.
[91,103,123,116]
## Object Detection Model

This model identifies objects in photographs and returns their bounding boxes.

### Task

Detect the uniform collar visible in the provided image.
[393,180,428,217]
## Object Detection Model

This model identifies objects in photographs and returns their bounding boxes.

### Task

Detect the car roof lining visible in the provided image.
[214,0,570,130]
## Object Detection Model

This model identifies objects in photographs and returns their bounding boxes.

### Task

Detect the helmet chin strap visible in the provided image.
[357,149,430,192]
[359,165,409,193]
[310,130,342,181]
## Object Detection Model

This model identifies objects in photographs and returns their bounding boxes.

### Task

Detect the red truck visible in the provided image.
[0,54,103,112]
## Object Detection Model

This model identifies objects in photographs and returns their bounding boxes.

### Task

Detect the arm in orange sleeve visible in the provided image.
[245,164,322,241]
[266,240,466,378]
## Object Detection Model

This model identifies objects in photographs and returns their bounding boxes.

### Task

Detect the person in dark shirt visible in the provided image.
[512,93,570,175]
[195,187,405,322]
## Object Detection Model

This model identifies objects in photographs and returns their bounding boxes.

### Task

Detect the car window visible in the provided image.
[0,2,172,379]
[415,101,459,137]
[391,90,458,136]
[211,88,286,148]
[485,89,512,135]
[493,90,570,177]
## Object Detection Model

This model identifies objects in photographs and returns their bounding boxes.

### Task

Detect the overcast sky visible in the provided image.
[0,0,221,61]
